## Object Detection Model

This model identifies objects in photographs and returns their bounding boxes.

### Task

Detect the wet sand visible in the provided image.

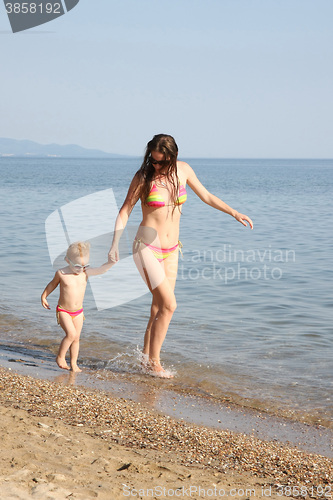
[1,345,332,459]
[0,366,332,499]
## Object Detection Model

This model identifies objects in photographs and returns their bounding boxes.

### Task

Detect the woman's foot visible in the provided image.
[147,359,174,379]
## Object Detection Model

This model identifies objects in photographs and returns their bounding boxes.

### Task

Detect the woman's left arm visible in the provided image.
[184,163,253,229]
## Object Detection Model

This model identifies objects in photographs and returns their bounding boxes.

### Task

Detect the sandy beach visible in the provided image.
[0,367,331,499]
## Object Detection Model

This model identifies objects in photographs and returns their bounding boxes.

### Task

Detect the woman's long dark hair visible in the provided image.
[136,134,179,206]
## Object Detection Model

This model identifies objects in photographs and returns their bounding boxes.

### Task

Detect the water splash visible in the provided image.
[99,347,177,379]
[137,351,177,379]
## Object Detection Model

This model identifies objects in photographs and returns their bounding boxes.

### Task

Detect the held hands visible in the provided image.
[108,245,119,263]
[234,212,254,229]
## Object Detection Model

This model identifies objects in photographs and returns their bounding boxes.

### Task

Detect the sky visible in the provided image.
[1,0,332,158]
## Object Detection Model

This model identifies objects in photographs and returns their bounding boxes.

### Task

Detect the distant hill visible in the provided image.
[0,138,127,158]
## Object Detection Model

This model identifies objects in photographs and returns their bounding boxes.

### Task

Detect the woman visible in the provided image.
[109,134,253,378]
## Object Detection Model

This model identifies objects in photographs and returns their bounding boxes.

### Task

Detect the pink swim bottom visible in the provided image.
[56,305,84,325]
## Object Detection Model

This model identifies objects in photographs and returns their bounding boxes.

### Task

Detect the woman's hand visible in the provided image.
[234,212,254,229]
[108,245,119,263]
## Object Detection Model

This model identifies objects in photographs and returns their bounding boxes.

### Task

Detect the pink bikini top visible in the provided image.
[146,183,187,207]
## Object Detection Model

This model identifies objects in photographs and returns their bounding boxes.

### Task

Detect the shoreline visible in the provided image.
[1,305,332,432]
[0,366,332,499]
[0,344,332,460]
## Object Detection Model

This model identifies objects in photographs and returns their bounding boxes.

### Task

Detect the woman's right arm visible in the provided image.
[108,173,141,262]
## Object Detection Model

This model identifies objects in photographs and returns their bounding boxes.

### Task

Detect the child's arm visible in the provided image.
[85,260,116,278]
[41,271,61,309]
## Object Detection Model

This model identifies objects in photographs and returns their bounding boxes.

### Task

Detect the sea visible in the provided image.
[0,156,332,432]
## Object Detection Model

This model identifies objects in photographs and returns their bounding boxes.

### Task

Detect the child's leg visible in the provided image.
[56,312,83,371]
[69,314,84,372]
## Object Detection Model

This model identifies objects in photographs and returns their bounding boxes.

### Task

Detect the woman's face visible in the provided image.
[150,150,169,173]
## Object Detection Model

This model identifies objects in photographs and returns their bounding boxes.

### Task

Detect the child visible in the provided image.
[41,241,115,372]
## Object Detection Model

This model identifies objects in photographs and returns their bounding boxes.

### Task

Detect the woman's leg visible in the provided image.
[133,240,162,357]
[133,236,180,376]
[147,249,179,373]
[143,298,159,356]
[148,277,177,374]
